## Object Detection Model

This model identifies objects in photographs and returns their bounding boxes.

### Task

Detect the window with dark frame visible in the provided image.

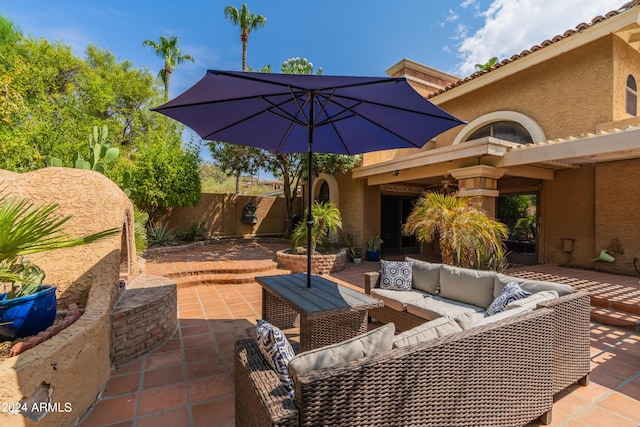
[626,75,637,116]
[466,121,533,144]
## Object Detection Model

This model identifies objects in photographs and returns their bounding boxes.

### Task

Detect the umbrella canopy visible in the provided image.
[153,70,466,286]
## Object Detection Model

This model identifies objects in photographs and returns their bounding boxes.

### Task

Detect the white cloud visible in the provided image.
[455,0,623,76]
[446,9,459,22]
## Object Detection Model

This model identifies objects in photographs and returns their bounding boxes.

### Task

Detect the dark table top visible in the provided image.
[256,274,383,319]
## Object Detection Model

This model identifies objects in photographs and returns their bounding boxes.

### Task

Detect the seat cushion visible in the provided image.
[487,281,530,315]
[439,265,496,308]
[288,322,395,379]
[493,273,573,298]
[256,320,296,398]
[454,305,533,329]
[406,295,484,321]
[392,316,462,348]
[370,288,428,311]
[379,260,414,291]
[506,290,559,310]
[405,257,441,295]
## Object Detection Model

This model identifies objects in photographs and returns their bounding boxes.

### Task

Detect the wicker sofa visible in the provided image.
[365,258,591,395]
[235,308,555,426]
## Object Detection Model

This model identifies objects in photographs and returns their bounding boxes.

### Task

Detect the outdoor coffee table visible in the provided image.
[256,273,383,352]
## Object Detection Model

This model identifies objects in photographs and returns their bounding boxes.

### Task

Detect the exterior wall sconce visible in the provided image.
[392,170,400,176]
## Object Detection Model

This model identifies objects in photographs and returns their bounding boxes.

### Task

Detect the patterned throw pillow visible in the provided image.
[256,319,296,398]
[380,260,413,291]
[487,281,531,315]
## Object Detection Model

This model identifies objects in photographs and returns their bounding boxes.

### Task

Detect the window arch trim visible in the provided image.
[452,111,546,145]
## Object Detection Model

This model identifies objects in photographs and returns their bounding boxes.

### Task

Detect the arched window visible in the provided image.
[466,121,533,144]
[318,181,330,203]
[626,75,637,116]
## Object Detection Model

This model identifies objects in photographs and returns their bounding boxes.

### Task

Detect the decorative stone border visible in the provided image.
[276,248,348,275]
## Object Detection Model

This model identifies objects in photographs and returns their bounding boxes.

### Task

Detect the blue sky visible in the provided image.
[1,0,623,98]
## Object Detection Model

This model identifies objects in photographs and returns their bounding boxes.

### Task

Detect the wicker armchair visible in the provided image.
[235,309,555,427]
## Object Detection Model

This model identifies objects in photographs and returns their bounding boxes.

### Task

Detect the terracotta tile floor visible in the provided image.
[79,242,640,426]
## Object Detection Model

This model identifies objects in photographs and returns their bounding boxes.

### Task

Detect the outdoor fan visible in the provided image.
[426,176,458,194]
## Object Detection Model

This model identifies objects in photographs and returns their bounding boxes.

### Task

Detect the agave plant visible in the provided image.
[292,201,342,253]
[0,187,120,299]
[402,192,508,270]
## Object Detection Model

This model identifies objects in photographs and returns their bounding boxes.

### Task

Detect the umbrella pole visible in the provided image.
[306,94,315,288]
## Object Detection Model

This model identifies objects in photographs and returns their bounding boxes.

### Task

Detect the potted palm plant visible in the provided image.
[0,188,119,339]
[402,192,508,270]
[366,235,383,261]
[291,201,342,254]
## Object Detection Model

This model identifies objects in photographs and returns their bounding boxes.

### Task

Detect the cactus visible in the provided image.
[47,125,132,196]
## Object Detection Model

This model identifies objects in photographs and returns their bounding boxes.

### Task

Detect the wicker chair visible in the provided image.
[235,309,555,427]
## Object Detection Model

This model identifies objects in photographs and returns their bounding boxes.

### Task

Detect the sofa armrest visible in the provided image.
[537,290,591,393]
[235,338,298,427]
[364,271,380,294]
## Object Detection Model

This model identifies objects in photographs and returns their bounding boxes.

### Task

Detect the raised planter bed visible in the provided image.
[276,248,347,275]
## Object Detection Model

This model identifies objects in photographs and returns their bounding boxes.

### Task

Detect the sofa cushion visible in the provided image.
[405,257,441,295]
[288,322,395,378]
[392,316,463,348]
[370,288,428,311]
[256,320,296,397]
[494,273,573,298]
[507,290,559,310]
[406,295,484,321]
[380,260,414,291]
[454,306,533,329]
[439,265,496,308]
[487,282,531,315]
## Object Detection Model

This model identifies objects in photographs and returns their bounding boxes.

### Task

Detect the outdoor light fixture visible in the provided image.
[393,170,400,176]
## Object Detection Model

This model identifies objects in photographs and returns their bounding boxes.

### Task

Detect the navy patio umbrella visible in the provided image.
[152,70,466,287]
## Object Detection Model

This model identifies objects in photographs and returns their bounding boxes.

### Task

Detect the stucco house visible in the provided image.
[318,1,640,276]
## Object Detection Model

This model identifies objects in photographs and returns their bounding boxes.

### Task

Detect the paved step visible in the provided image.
[175,268,290,288]
[590,306,640,332]
[148,259,278,279]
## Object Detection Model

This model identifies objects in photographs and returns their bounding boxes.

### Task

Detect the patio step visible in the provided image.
[174,268,290,288]
[590,306,640,332]
[153,259,279,279]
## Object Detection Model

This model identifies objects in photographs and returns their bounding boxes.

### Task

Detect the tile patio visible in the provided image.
[79,241,640,427]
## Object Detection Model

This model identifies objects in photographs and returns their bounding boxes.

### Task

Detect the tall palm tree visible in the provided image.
[224,3,266,71]
[402,192,508,270]
[142,35,194,101]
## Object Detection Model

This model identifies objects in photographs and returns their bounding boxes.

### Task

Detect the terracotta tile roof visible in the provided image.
[428,1,640,98]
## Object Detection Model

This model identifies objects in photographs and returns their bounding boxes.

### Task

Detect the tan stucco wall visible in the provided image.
[540,166,596,267]
[613,35,640,120]
[594,159,640,274]
[160,193,299,238]
[0,168,134,426]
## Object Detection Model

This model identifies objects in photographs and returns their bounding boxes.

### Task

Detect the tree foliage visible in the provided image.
[0,15,201,220]
[403,192,508,270]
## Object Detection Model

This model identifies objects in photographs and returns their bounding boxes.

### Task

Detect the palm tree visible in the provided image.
[474,56,499,71]
[402,192,508,270]
[224,3,266,71]
[0,189,120,298]
[142,35,194,101]
[292,201,342,254]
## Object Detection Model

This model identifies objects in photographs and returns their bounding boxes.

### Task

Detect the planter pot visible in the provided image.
[0,285,57,339]
[353,257,362,264]
[366,250,381,261]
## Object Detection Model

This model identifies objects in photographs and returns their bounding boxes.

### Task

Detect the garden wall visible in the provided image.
[0,168,135,426]
[159,193,302,238]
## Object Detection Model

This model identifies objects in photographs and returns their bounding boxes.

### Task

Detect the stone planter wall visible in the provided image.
[111,275,177,368]
[277,248,347,275]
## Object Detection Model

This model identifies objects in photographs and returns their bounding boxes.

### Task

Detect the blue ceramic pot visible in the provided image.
[0,285,57,339]
[366,250,380,261]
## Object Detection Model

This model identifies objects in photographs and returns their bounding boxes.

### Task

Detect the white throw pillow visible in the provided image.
[487,282,530,315]
[380,260,413,291]
[256,319,296,398]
